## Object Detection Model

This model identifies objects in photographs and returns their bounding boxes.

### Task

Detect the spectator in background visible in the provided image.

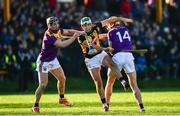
[18,43,32,92]
[48,0,57,9]
[107,0,120,15]
[135,54,148,80]
[119,0,131,17]
[1,27,13,45]
[166,47,178,79]
[5,46,18,81]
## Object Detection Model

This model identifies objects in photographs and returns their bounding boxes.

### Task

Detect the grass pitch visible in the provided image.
[0,91,180,115]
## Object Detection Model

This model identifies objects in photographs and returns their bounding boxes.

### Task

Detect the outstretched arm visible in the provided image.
[54,32,81,48]
[63,29,85,36]
[99,33,108,40]
[101,17,133,27]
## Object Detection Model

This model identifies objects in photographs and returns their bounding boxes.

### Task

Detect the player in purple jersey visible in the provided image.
[32,16,84,113]
[105,16,145,112]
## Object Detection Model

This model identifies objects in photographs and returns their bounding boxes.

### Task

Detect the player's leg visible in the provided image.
[32,72,48,113]
[89,68,105,99]
[105,68,116,106]
[102,54,128,90]
[124,60,145,112]
[50,67,65,97]
[50,67,73,106]
[89,67,109,112]
[127,71,145,111]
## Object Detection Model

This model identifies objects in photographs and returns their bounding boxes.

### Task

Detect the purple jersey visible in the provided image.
[38,29,63,62]
[108,27,133,55]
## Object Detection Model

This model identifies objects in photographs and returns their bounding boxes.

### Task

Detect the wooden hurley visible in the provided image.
[121,49,148,54]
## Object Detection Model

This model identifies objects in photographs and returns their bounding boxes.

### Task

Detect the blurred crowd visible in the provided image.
[0,0,180,91]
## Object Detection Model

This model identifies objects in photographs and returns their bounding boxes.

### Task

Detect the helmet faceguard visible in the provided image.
[46,16,58,25]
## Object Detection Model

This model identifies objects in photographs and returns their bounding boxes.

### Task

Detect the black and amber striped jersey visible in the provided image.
[78,22,104,58]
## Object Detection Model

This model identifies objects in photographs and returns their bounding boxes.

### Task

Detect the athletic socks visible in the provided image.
[33,103,39,107]
[139,104,145,112]
[101,98,106,104]
[60,94,64,99]
[139,104,144,109]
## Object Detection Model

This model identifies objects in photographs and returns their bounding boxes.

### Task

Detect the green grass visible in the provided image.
[1,77,180,93]
[0,91,180,115]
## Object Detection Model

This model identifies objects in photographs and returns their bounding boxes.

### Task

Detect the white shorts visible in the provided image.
[112,52,135,73]
[36,57,61,73]
[85,51,108,70]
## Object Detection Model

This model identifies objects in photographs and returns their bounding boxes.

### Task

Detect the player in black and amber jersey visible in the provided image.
[78,16,132,112]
